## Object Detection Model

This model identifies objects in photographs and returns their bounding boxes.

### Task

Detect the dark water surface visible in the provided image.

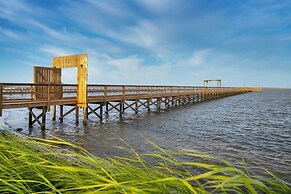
[4,89,291,184]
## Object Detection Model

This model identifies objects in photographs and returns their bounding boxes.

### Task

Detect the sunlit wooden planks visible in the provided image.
[52,54,88,108]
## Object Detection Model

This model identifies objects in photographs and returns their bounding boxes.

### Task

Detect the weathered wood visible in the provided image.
[83,107,87,125]
[41,107,47,130]
[124,101,137,112]
[52,105,56,121]
[107,102,121,112]
[0,82,259,129]
[28,107,46,129]
[105,102,109,115]
[100,104,103,121]
[120,101,123,117]
[76,107,79,125]
[147,99,150,111]
[34,66,61,100]
[0,84,2,117]
[60,105,63,123]
[59,106,76,121]
[87,104,102,119]
[28,108,32,127]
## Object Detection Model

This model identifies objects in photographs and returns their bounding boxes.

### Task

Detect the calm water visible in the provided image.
[3,89,291,184]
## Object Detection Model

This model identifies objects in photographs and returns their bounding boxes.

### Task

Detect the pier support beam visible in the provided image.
[76,107,79,125]
[105,102,109,115]
[28,107,47,130]
[52,105,57,121]
[87,104,103,121]
[60,105,63,123]
[0,84,2,117]
[59,105,79,125]
[147,99,150,111]
[83,107,87,125]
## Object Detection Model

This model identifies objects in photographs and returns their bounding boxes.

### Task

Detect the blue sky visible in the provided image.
[0,0,290,88]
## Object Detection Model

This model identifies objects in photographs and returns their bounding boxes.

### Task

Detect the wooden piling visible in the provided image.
[0,84,2,117]
[28,108,32,127]
[83,107,87,125]
[147,99,150,111]
[52,105,56,121]
[100,104,103,121]
[60,105,63,123]
[41,107,47,130]
[75,107,79,125]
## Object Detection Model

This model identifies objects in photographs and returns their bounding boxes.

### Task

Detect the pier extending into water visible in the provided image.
[0,54,260,130]
[0,83,257,130]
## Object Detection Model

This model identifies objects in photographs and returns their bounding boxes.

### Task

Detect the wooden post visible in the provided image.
[0,84,2,117]
[60,105,63,123]
[104,85,108,115]
[41,107,47,130]
[121,86,125,116]
[28,108,32,127]
[119,101,123,117]
[52,105,57,121]
[86,106,89,119]
[157,98,161,111]
[30,85,34,100]
[47,83,51,112]
[76,106,79,125]
[135,100,138,113]
[83,107,87,125]
[105,102,109,115]
[147,99,150,111]
[100,104,103,121]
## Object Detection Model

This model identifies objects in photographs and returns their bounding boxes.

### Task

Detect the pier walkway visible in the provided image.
[0,83,257,129]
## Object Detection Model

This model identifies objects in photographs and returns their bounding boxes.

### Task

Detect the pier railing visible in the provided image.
[0,82,258,117]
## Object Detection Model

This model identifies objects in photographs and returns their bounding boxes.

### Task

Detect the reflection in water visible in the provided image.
[4,89,291,184]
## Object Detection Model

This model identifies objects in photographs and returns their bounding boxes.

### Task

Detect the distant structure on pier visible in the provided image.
[203,79,221,87]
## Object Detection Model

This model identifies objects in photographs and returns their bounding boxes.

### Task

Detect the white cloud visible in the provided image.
[138,0,180,12]
[187,49,211,67]
[107,55,142,70]
[40,45,73,57]
[0,27,25,41]
[120,20,160,48]
[86,0,131,17]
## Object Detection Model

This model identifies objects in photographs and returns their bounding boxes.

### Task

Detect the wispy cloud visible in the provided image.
[0,27,25,41]
[40,45,73,57]
[187,49,212,67]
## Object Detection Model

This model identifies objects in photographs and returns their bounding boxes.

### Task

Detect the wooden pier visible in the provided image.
[0,83,257,130]
[0,54,260,130]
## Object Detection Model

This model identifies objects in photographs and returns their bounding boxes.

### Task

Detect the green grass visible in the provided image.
[0,130,290,193]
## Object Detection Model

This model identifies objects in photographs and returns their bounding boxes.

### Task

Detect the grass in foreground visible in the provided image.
[0,131,290,194]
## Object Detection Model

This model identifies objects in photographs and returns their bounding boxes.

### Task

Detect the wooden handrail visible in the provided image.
[0,82,258,110]
[0,84,2,117]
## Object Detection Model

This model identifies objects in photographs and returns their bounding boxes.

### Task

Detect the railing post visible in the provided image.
[122,86,125,99]
[104,85,108,115]
[30,85,34,101]
[47,83,51,112]
[104,85,107,101]
[0,84,2,117]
